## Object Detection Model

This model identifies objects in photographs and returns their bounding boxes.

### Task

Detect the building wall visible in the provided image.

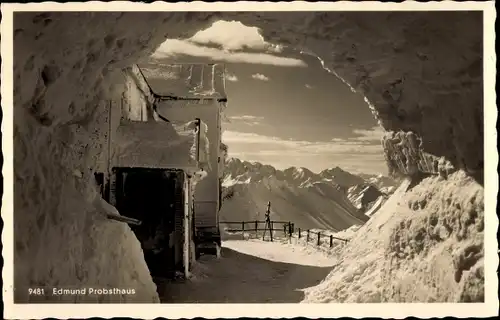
[157,101,221,227]
[124,75,149,121]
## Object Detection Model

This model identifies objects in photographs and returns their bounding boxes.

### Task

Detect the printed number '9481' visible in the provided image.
[28,288,45,295]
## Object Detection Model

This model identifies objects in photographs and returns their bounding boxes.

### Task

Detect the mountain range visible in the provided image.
[220,158,399,232]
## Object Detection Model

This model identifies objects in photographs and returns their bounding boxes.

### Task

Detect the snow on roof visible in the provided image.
[112,119,210,173]
[138,63,227,99]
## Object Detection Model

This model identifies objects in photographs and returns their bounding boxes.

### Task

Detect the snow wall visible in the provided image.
[10,11,485,303]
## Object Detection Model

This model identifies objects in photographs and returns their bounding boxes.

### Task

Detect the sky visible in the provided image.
[148,20,387,175]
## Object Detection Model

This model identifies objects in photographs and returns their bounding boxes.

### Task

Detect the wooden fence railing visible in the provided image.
[295,227,349,246]
[220,220,291,242]
[219,220,349,247]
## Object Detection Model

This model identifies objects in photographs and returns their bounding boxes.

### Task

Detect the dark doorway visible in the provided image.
[111,167,185,280]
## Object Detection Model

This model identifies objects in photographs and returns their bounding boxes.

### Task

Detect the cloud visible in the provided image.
[351,126,385,141]
[223,131,382,154]
[222,130,386,174]
[331,126,385,144]
[305,84,313,89]
[153,39,307,67]
[190,20,272,52]
[252,73,270,81]
[228,115,264,121]
[224,115,264,127]
[225,73,239,82]
[152,20,307,67]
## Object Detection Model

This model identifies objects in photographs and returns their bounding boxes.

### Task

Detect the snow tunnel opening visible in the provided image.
[116,16,479,276]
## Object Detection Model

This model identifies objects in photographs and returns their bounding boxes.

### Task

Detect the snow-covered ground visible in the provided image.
[159,239,335,303]
[221,225,359,260]
[364,196,385,217]
[303,171,484,303]
[278,225,362,259]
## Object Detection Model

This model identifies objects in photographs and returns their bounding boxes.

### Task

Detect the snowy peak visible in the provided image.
[220,158,401,231]
[222,158,399,218]
[319,166,366,189]
[283,166,321,187]
[223,158,397,194]
[347,184,384,211]
[283,166,313,178]
[221,160,369,232]
[223,158,324,188]
[357,172,399,194]
[223,158,280,186]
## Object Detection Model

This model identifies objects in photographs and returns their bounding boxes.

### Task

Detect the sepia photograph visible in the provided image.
[1,1,497,319]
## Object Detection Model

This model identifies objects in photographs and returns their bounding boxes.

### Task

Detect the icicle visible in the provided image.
[211,64,216,94]
[189,64,203,93]
[198,64,204,92]
[186,64,193,86]
[213,64,226,98]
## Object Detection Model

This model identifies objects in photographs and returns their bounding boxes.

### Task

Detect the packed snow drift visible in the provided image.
[302,171,485,303]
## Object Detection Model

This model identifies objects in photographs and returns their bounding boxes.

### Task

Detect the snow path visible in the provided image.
[159,240,336,303]
[224,239,336,267]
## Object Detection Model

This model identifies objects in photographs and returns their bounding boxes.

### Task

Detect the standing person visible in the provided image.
[263,201,273,241]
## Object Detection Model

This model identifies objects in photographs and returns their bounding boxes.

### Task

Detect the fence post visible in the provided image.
[298,228,301,239]
[270,221,273,242]
[317,232,321,246]
[306,230,310,242]
[242,221,245,233]
[288,222,292,238]
[255,220,258,234]
[330,235,333,247]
